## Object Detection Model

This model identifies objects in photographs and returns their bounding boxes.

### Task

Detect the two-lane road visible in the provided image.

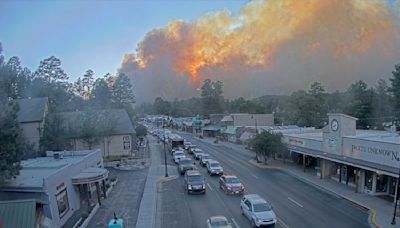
[171,132,370,228]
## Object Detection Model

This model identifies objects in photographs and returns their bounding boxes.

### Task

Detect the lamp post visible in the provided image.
[392,166,400,225]
[163,118,168,177]
[251,115,258,135]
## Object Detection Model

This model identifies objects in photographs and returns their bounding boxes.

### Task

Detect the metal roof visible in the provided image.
[16,97,48,123]
[0,199,45,228]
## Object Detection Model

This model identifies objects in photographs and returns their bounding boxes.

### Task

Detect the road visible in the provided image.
[158,132,370,228]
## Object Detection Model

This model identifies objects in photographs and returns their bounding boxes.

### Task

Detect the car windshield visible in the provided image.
[202,155,210,159]
[175,152,184,156]
[188,175,202,182]
[210,163,220,167]
[211,220,229,226]
[225,178,240,184]
[253,203,271,212]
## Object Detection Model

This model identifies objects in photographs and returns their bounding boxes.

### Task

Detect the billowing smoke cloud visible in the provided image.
[119,0,400,102]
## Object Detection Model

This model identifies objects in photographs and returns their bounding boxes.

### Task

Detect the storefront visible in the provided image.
[283,113,400,202]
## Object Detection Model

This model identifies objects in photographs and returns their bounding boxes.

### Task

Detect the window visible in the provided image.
[56,189,69,218]
[123,141,131,150]
[365,170,373,191]
[376,175,388,193]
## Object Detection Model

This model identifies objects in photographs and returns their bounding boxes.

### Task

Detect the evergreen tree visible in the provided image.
[389,64,400,125]
[40,114,71,152]
[200,79,224,116]
[33,56,68,82]
[112,73,135,106]
[91,78,113,108]
[81,69,95,99]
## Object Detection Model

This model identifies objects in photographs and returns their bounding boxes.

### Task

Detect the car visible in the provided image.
[171,146,184,155]
[178,158,196,175]
[184,170,206,194]
[187,145,197,154]
[219,174,244,194]
[200,154,211,167]
[173,151,186,163]
[193,149,204,160]
[206,216,232,228]
[184,141,192,150]
[207,160,224,175]
[240,194,276,227]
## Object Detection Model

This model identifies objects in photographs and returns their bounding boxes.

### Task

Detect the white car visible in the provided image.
[240,194,276,227]
[206,216,232,228]
[193,149,204,160]
[206,160,224,175]
[173,151,186,163]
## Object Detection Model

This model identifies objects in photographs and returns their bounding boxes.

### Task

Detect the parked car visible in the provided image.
[206,216,232,228]
[184,141,192,150]
[240,194,276,227]
[173,151,186,163]
[207,160,224,175]
[200,154,211,167]
[219,174,244,194]
[184,170,206,194]
[193,149,204,160]
[178,158,195,175]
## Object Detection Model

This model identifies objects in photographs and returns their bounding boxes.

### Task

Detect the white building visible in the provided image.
[283,113,400,201]
[0,150,108,227]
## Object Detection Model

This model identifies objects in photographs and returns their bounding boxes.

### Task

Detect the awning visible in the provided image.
[72,167,109,185]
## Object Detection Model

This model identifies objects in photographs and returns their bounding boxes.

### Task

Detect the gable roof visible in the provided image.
[0,199,46,228]
[16,97,48,123]
[58,109,135,138]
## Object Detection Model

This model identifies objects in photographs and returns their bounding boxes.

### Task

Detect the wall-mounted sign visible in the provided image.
[289,138,304,147]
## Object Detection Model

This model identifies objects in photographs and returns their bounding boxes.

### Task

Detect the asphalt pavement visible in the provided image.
[158,132,370,228]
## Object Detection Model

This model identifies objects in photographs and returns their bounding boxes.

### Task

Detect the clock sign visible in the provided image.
[331,119,339,131]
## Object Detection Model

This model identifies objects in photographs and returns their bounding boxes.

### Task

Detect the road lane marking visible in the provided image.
[231,218,240,228]
[207,183,214,191]
[288,197,303,208]
[277,218,290,228]
[251,174,259,179]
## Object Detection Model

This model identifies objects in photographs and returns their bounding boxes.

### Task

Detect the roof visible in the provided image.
[16,97,48,123]
[0,150,98,189]
[221,115,233,122]
[203,124,221,131]
[244,194,266,203]
[0,199,45,228]
[209,215,229,223]
[58,109,135,138]
[222,126,237,135]
[239,131,255,141]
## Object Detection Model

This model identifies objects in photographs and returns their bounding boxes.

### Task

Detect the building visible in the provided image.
[0,199,52,228]
[0,150,108,228]
[221,113,274,127]
[58,109,136,157]
[16,97,49,151]
[282,113,400,201]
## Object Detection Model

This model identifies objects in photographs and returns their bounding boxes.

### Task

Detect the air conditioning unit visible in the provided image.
[53,152,64,160]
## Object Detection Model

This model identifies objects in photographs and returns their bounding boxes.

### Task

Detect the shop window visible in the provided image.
[56,189,69,218]
[376,175,388,193]
[365,171,373,191]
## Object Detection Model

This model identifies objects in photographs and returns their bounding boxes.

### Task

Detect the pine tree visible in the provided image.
[33,56,68,82]
[112,73,135,106]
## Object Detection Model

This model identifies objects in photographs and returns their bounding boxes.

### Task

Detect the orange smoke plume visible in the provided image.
[120,0,400,101]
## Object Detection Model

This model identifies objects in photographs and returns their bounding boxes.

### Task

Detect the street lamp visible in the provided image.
[251,115,258,135]
[392,166,400,225]
[163,118,169,177]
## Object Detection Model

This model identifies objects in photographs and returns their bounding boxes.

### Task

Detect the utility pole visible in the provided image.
[163,118,168,177]
[391,166,400,225]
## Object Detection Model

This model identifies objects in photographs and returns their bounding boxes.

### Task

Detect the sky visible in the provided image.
[0,0,248,81]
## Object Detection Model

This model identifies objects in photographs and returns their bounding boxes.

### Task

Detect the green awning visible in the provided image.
[223,126,237,135]
[0,199,46,228]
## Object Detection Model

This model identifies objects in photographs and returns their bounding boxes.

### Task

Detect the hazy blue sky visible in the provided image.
[0,0,248,81]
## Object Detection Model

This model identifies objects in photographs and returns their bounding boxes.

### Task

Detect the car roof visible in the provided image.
[208,160,219,164]
[180,158,191,161]
[209,215,228,223]
[186,170,200,175]
[175,151,184,154]
[243,194,267,204]
[222,174,237,179]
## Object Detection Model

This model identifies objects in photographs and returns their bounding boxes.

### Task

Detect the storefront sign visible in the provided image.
[351,145,400,162]
[289,138,304,147]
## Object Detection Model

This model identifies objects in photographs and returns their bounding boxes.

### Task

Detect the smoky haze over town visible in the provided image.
[2,1,400,228]
[119,0,400,102]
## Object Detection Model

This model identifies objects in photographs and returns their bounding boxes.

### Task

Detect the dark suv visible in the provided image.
[184,170,206,194]
[178,158,195,175]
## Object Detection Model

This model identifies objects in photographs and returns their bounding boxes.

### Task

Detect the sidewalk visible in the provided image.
[195,136,400,228]
[135,136,177,228]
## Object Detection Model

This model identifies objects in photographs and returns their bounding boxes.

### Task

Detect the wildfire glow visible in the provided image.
[121,0,400,86]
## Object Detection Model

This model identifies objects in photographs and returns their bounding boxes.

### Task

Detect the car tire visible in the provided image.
[240,207,244,215]
[251,219,257,228]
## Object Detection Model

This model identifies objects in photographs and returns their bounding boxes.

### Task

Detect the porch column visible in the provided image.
[102,179,107,198]
[303,154,306,172]
[395,178,399,203]
[95,182,101,206]
[372,173,377,194]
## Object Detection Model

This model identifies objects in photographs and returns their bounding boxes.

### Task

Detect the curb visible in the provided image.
[281,168,381,228]
[248,159,282,170]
